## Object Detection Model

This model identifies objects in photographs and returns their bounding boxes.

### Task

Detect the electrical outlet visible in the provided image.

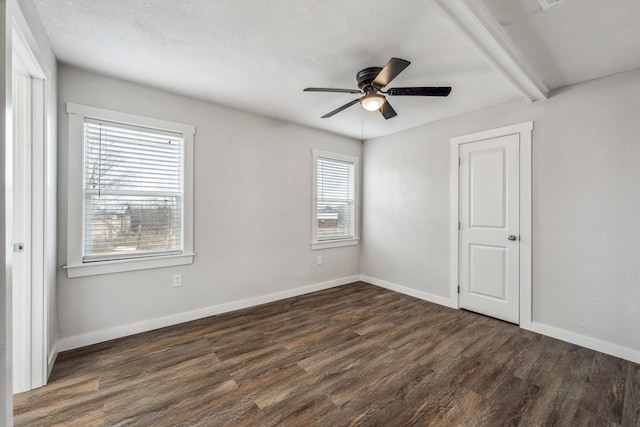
[317,255,322,265]
[172,274,183,287]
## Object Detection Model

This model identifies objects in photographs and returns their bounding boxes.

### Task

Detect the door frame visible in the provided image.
[11,6,49,392]
[449,121,533,328]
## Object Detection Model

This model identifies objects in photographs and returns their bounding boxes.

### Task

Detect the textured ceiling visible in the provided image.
[32,0,521,139]
[31,0,640,139]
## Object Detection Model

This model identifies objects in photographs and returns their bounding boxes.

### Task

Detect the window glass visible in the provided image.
[316,156,355,241]
[83,119,184,262]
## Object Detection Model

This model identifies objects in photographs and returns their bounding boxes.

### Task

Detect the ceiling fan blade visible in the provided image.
[304,87,362,94]
[321,99,361,118]
[373,58,411,87]
[379,100,397,120]
[387,87,452,97]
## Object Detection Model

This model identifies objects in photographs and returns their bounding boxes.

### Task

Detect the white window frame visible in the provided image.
[65,103,195,277]
[312,149,360,250]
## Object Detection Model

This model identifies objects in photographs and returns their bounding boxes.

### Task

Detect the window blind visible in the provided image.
[83,118,184,262]
[316,156,355,241]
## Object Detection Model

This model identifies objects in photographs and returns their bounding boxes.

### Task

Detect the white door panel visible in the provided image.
[470,149,506,229]
[459,134,519,323]
[469,244,506,300]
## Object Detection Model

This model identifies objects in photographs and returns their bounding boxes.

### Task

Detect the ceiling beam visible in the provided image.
[430,0,549,102]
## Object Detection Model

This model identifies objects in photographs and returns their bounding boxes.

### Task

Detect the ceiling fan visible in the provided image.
[304,58,451,120]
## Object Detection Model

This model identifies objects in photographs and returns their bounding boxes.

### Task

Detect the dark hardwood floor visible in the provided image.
[14,282,640,426]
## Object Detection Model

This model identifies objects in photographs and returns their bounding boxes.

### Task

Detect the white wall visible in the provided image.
[56,65,361,348]
[362,68,640,359]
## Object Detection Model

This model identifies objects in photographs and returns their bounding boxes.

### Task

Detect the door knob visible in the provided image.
[507,235,517,241]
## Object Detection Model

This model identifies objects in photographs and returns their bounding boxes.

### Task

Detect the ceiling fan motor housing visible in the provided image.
[357,67,383,91]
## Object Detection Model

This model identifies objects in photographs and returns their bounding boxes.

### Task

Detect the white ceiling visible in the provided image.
[31,0,640,139]
[481,0,640,90]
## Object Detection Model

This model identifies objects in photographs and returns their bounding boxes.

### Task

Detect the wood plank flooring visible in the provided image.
[14,282,640,426]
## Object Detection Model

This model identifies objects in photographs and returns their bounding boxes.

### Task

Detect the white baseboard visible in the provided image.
[529,322,640,365]
[55,275,640,365]
[58,275,361,352]
[361,275,456,308]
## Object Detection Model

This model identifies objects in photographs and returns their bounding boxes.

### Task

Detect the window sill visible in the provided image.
[311,238,359,250]
[64,253,195,278]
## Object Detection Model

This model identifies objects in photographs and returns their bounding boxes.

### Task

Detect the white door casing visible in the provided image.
[458,135,519,323]
[450,122,533,328]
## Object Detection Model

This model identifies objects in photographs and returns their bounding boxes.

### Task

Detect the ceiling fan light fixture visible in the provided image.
[361,93,385,111]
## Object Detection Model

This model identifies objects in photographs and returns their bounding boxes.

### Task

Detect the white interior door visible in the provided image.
[458,134,520,323]
[12,62,33,394]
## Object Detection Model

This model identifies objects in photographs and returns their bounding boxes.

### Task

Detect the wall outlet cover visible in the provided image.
[172,274,183,287]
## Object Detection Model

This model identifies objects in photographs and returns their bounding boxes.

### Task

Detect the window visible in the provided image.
[65,103,195,277]
[82,119,183,261]
[312,150,359,250]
